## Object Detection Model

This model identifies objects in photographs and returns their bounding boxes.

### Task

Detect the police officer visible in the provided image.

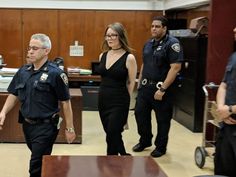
[215,27,236,176]
[132,16,183,157]
[0,33,76,177]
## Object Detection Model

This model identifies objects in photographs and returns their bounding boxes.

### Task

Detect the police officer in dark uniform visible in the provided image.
[132,16,183,157]
[215,27,236,176]
[0,33,76,177]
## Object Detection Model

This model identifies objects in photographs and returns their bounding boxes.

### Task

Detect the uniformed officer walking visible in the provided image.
[215,27,236,176]
[132,16,183,157]
[0,33,76,177]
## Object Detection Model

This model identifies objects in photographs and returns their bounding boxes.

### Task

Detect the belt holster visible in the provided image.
[51,114,60,126]
[18,111,24,124]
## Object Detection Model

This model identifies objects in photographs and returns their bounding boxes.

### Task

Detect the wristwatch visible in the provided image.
[66,127,75,133]
[229,105,233,114]
[159,87,166,93]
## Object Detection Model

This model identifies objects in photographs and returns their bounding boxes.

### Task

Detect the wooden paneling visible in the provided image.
[59,10,97,69]
[206,0,236,84]
[59,10,160,70]
[22,9,59,62]
[0,9,202,72]
[0,9,22,68]
[132,11,162,68]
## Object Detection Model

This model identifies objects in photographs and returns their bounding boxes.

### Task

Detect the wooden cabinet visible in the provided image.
[56,89,82,143]
[0,89,82,143]
[173,37,207,132]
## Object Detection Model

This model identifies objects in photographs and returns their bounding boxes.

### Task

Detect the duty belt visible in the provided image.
[24,118,52,124]
[141,78,163,89]
[24,114,59,125]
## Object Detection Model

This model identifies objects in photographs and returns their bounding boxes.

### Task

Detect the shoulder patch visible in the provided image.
[171,43,180,53]
[60,73,68,85]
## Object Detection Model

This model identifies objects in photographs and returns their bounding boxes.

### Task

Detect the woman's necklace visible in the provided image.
[111,47,122,51]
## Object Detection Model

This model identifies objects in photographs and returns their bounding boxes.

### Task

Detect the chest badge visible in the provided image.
[156,46,162,51]
[40,73,48,81]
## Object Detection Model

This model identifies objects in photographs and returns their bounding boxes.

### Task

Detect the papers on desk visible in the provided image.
[80,69,92,75]
[67,67,92,75]
[67,67,80,74]
[0,67,18,92]
[0,75,13,92]
[0,67,18,77]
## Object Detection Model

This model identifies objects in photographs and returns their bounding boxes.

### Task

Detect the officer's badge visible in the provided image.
[60,73,68,85]
[156,46,162,51]
[171,43,180,53]
[40,73,48,81]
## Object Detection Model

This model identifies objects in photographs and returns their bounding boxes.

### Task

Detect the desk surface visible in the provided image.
[68,73,101,82]
[42,155,168,177]
[69,88,82,96]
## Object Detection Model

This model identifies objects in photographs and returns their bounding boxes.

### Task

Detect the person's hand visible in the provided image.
[216,105,231,121]
[65,129,76,144]
[0,112,6,130]
[154,90,165,100]
[223,116,236,125]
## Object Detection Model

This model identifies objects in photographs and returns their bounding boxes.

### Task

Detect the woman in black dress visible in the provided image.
[97,22,137,155]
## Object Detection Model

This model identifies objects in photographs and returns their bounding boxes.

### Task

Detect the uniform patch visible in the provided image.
[60,73,68,85]
[171,43,180,53]
[40,73,48,81]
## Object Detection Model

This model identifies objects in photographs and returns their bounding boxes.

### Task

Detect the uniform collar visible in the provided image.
[152,34,168,45]
[26,60,49,72]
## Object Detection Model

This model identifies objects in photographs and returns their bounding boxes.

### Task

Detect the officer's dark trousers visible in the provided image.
[214,125,236,176]
[22,121,59,177]
[135,86,173,152]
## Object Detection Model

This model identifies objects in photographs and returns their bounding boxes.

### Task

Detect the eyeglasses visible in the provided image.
[27,46,46,51]
[104,34,118,40]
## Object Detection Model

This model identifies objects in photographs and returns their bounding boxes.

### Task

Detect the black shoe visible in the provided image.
[132,143,151,152]
[150,148,166,158]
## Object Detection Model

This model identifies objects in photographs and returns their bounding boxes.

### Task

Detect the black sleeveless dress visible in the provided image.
[97,51,130,155]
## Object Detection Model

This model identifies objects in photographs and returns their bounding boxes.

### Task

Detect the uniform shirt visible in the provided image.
[8,60,70,119]
[142,34,183,81]
[223,52,236,105]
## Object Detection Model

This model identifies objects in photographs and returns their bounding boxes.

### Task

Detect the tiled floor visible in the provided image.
[0,111,213,177]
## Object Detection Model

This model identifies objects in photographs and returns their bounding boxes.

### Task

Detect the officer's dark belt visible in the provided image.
[141,78,157,85]
[24,117,52,124]
[141,78,163,89]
